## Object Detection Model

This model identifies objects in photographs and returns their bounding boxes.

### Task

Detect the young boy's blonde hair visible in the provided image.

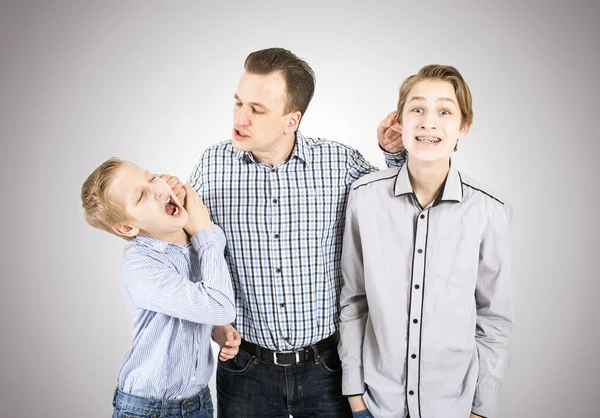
[396,64,473,130]
[81,157,131,240]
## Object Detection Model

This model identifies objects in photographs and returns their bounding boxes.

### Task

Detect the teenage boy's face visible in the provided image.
[400,79,469,163]
[232,71,300,153]
[110,162,188,240]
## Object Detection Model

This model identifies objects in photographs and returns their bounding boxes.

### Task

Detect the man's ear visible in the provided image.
[284,111,302,134]
[112,223,139,239]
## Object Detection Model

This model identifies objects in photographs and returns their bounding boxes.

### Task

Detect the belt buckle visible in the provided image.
[273,350,300,366]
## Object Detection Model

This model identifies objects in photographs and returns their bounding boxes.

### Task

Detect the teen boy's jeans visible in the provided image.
[112,386,213,418]
[217,344,352,417]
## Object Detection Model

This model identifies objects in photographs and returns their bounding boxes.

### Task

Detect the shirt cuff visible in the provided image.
[341,367,366,395]
[190,224,227,252]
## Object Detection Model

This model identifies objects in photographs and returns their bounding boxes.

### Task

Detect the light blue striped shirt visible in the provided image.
[188,131,406,351]
[117,225,235,400]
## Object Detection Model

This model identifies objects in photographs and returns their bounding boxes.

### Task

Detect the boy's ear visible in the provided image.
[112,223,139,239]
[284,110,302,134]
[459,120,471,136]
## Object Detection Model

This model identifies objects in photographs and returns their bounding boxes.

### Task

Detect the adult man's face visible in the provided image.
[232,71,298,155]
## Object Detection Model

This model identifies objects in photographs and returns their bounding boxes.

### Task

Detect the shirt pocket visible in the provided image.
[435,237,477,287]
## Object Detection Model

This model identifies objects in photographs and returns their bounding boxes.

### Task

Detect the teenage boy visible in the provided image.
[339,65,513,418]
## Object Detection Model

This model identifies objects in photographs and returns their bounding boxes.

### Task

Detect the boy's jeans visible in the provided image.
[352,409,375,418]
[112,386,213,418]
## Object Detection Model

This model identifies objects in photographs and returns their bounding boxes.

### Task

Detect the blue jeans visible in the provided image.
[352,409,374,418]
[112,386,213,418]
[217,345,352,417]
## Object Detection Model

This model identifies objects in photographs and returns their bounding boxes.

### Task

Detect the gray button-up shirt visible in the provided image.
[338,164,513,418]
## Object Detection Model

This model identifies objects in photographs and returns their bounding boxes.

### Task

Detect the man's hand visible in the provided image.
[182,184,212,236]
[348,394,368,412]
[377,111,404,153]
[213,324,242,361]
[159,174,186,204]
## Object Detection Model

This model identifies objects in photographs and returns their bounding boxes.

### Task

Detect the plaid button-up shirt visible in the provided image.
[188,131,406,350]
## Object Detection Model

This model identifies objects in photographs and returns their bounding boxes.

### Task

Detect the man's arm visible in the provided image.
[338,189,369,403]
[377,110,407,169]
[471,204,514,418]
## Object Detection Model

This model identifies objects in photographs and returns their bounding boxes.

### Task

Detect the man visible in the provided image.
[168,47,405,417]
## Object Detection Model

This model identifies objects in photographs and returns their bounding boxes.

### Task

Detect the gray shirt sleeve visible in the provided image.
[338,189,368,395]
[471,204,514,418]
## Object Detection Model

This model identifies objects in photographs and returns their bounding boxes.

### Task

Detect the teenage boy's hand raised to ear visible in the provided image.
[182,184,212,235]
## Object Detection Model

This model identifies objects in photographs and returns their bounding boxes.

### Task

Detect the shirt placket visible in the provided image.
[268,165,290,350]
[407,207,429,418]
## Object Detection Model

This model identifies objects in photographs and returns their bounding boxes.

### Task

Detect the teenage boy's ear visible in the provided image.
[459,119,472,137]
[283,110,302,134]
[112,223,140,239]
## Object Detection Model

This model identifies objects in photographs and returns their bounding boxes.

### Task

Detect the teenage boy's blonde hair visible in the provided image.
[81,157,131,240]
[396,64,473,130]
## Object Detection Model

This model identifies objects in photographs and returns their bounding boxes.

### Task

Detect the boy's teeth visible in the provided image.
[417,136,441,143]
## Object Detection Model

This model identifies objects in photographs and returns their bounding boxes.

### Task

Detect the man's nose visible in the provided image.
[234,106,250,126]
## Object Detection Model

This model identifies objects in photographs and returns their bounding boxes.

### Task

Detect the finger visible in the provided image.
[390,123,402,133]
[182,185,195,206]
[225,338,241,347]
[167,178,182,191]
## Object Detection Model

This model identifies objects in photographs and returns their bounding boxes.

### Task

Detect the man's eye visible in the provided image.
[138,191,144,203]
[150,176,156,182]
[412,108,423,113]
[440,109,451,115]
[234,102,242,107]
[253,108,264,114]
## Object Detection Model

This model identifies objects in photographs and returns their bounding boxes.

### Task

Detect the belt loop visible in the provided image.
[254,346,261,364]
[312,344,320,364]
[112,386,118,407]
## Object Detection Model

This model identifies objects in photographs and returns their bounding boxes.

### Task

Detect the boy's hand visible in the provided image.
[159,174,186,204]
[348,395,368,412]
[213,324,241,361]
[182,184,212,235]
[377,111,404,153]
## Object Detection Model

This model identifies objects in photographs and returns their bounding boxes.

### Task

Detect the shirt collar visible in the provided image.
[135,235,188,253]
[393,161,463,203]
[233,130,312,165]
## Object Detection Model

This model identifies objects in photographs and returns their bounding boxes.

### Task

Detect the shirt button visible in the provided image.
[195,343,200,349]
[272,198,278,204]
[420,214,425,219]
[414,284,420,289]
[276,268,282,273]
[280,303,285,307]
[274,234,280,239]
[411,354,417,359]
[409,390,414,395]
[417,249,423,254]
[191,376,196,381]
[413,319,418,324]
[271,168,278,172]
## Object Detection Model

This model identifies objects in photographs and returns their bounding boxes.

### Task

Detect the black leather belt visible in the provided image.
[240,335,337,366]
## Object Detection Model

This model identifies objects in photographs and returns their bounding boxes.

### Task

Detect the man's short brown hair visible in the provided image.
[244,47,316,119]
[81,157,130,239]
[396,64,473,130]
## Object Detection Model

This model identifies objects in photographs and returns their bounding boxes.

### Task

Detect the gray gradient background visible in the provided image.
[0,1,598,417]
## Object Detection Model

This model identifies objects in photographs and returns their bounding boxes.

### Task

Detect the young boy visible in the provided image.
[338,65,513,418]
[81,158,239,418]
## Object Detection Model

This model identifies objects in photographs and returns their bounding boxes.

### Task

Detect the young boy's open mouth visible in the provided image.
[165,195,182,217]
